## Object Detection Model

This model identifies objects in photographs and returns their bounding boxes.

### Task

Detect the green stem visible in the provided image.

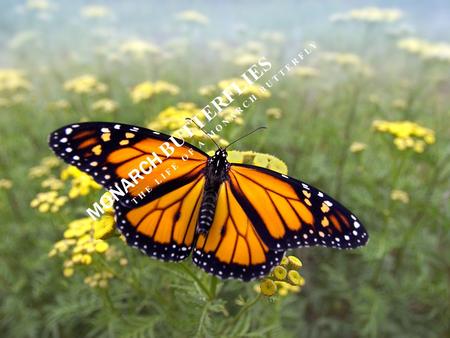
[209,275,218,299]
[334,84,361,199]
[230,294,262,327]
[195,301,210,338]
[179,263,213,300]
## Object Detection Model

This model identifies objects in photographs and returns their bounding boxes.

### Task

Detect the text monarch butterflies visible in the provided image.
[49,122,369,281]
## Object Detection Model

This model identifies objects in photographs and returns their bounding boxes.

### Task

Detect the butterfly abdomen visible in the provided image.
[197,186,219,234]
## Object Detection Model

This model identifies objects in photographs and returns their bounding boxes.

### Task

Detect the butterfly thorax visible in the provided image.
[197,149,230,235]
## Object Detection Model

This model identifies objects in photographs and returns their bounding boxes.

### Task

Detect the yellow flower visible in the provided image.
[64,75,107,95]
[84,271,114,288]
[260,279,277,297]
[120,39,161,58]
[322,52,361,67]
[218,106,244,125]
[272,266,288,280]
[30,191,68,213]
[233,53,260,67]
[331,7,402,23]
[198,84,216,96]
[287,270,303,286]
[0,179,12,190]
[275,281,301,296]
[49,99,70,110]
[266,107,282,119]
[61,166,101,198]
[130,81,179,103]
[392,99,407,110]
[94,214,115,240]
[81,5,112,18]
[373,120,435,152]
[391,189,410,204]
[398,38,450,62]
[349,142,367,153]
[91,98,118,113]
[41,177,64,190]
[63,267,74,277]
[291,66,319,78]
[175,10,209,25]
[0,69,31,93]
[282,256,303,270]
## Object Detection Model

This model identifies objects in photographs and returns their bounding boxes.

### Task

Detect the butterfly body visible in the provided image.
[197,149,230,235]
[49,122,369,281]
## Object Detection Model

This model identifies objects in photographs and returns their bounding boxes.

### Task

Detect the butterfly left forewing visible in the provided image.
[192,181,284,281]
[228,164,369,251]
[49,122,208,207]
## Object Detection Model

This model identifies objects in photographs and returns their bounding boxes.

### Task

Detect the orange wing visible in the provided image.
[228,164,369,250]
[192,181,284,281]
[49,122,208,207]
[114,175,205,261]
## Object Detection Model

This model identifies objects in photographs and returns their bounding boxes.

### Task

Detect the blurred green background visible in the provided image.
[0,1,449,337]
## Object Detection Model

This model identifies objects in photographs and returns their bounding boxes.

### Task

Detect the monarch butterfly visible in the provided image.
[49,122,368,281]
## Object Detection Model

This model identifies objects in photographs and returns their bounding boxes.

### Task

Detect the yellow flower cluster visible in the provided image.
[146,102,232,148]
[266,107,282,119]
[84,271,114,288]
[331,7,402,23]
[31,191,68,212]
[83,247,128,288]
[64,75,107,95]
[91,98,118,113]
[130,81,179,103]
[218,78,271,98]
[48,210,115,277]
[81,5,112,18]
[61,166,101,198]
[233,53,260,67]
[0,69,31,93]
[391,189,410,204]
[120,39,161,58]
[147,102,200,131]
[397,38,450,62]
[29,156,60,178]
[321,52,372,75]
[258,256,305,297]
[198,84,216,96]
[219,106,244,125]
[0,179,13,190]
[49,99,70,111]
[349,142,367,153]
[372,120,435,152]
[175,10,209,25]
[41,176,64,190]
[225,151,288,175]
[291,66,320,78]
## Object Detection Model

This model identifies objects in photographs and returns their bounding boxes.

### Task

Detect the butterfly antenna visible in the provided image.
[185,118,221,149]
[225,126,267,150]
